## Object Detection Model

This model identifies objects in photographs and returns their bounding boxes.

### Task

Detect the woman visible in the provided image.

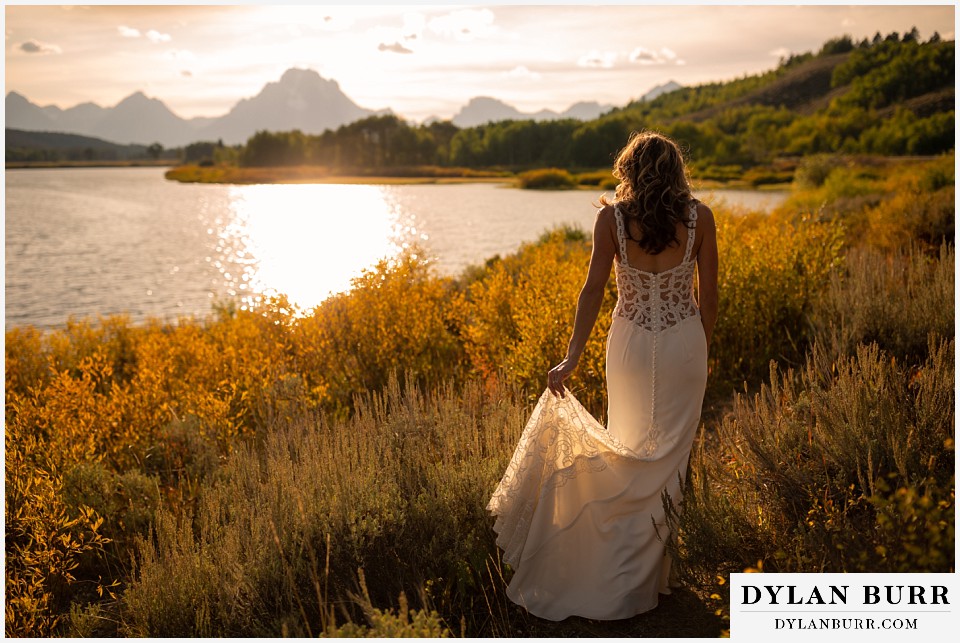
[487,131,718,621]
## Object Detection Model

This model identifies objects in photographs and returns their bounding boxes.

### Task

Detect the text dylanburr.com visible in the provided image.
[730,573,957,640]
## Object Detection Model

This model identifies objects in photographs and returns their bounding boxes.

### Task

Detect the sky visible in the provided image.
[3,2,956,123]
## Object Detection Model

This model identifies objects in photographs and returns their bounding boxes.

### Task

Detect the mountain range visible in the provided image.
[445,80,680,127]
[5,68,682,148]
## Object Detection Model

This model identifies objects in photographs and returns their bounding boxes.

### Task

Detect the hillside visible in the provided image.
[681,52,851,121]
[5,128,154,162]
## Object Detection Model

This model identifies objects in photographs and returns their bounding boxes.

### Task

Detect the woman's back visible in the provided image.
[613,203,704,274]
[611,200,701,334]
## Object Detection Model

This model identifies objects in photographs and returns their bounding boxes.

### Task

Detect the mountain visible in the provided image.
[98,92,198,146]
[56,102,109,133]
[5,92,58,131]
[197,68,386,145]
[5,68,385,147]
[639,80,682,102]
[6,69,679,147]
[451,96,615,127]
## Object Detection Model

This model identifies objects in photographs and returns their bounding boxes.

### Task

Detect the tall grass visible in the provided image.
[122,376,522,636]
[674,337,953,576]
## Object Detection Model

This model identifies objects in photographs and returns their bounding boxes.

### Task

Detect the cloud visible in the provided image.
[20,39,61,55]
[146,30,172,43]
[629,46,680,65]
[578,50,617,69]
[769,46,791,60]
[428,8,496,41]
[378,41,413,54]
[117,26,171,43]
[368,13,423,54]
[505,65,541,81]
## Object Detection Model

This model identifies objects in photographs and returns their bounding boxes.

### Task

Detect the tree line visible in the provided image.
[205,30,954,171]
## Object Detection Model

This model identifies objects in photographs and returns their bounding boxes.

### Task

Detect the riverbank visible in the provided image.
[164,164,514,185]
[163,162,803,191]
[6,159,176,169]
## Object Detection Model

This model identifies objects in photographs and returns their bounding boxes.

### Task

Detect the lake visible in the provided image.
[4,167,788,330]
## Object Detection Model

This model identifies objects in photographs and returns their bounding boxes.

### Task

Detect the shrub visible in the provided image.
[324,573,451,637]
[812,243,954,365]
[574,170,617,190]
[675,338,954,575]
[294,252,465,416]
[459,227,612,415]
[5,445,111,637]
[794,154,844,188]
[710,210,844,391]
[515,168,577,190]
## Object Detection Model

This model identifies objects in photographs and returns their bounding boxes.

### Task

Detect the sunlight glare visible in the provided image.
[224,184,402,314]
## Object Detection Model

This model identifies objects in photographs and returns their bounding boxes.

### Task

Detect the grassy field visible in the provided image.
[5,152,954,637]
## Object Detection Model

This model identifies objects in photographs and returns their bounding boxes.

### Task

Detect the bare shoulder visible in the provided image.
[694,201,716,230]
[596,203,617,232]
[596,202,616,222]
[594,203,619,249]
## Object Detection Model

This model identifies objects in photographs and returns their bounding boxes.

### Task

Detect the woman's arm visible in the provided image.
[695,203,719,350]
[547,206,617,397]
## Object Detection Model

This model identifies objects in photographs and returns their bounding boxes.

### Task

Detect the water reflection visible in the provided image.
[221,184,410,312]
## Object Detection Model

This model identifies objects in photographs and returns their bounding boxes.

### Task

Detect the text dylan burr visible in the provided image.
[741,585,949,606]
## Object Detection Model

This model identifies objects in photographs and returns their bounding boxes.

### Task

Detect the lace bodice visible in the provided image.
[612,201,699,332]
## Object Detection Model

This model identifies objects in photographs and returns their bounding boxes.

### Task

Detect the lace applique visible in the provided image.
[487,389,640,567]
[612,202,699,333]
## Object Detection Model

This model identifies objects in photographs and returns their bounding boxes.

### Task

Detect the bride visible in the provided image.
[487,131,718,621]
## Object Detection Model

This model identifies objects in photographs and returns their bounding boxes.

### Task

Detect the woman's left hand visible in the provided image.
[547,357,577,398]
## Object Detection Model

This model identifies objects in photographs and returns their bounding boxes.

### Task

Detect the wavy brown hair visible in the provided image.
[599,131,693,255]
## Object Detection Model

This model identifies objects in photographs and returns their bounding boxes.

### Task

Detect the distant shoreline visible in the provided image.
[6,161,797,192]
[164,164,519,186]
[161,164,794,191]
[6,159,177,169]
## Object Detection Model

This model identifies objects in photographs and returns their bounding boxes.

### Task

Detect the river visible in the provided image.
[4,167,788,329]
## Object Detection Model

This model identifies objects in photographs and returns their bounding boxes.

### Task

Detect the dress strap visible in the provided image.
[613,204,630,267]
[682,200,698,263]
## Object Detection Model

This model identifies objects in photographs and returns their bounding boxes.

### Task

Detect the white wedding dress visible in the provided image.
[487,201,708,621]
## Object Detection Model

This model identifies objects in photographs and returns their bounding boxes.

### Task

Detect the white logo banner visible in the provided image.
[731,573,957,641]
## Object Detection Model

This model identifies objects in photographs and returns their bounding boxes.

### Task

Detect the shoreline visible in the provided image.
[6,159,177,169]
[160,164,795,191]
[163,164,516,186]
